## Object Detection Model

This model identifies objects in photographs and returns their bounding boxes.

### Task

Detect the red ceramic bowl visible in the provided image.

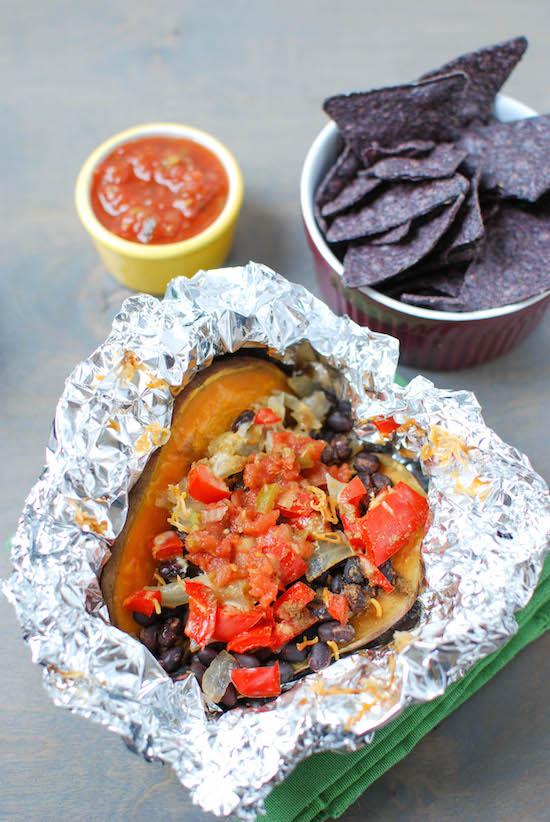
[301,94,550,370]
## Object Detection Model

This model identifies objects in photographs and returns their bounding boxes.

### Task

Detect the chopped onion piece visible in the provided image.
[159,581,189,608]
[326,474,347,502]
[302,390,331,422]
[306,538,355,581]
[287,373,316,397]
[201,650,237,704]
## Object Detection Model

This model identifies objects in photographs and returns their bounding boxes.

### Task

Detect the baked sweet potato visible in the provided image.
[101,356,289,633]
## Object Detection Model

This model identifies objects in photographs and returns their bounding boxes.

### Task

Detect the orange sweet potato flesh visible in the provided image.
[101,356,289,634]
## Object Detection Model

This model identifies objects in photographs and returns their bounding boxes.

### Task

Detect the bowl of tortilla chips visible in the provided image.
[301,37,550,370]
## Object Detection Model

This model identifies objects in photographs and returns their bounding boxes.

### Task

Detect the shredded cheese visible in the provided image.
[117,350,141,382]
[107,418,120,433]
[153,572,166,586]
[310,530,342,543]
[327,640,340,660]
[296,636,318,652]
[147,375,169,390]
[344,700,376,731]
[369,597,383,617]
[153,598,162,615]
[420,424,472,467]
[135,422,171,454]
[73,505,108,536]
[308,486,338,524]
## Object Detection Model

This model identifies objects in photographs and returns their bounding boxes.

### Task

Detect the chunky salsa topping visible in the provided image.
[91,135,229,244]
[124,381,429,706]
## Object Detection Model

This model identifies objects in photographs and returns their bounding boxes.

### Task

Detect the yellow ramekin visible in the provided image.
[75,123,244,295]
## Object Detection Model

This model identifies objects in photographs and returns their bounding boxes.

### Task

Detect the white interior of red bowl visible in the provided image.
[300,94,550,322]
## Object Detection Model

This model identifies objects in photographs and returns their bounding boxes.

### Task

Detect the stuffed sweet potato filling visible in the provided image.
[111,363,429,707]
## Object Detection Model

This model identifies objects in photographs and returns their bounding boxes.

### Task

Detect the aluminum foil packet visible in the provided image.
[3,262,549,818]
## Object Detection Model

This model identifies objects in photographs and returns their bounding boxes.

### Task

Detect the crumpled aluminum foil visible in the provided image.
[3,262,549,819]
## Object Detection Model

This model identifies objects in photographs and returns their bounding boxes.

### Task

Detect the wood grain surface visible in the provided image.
[1,2,549,821]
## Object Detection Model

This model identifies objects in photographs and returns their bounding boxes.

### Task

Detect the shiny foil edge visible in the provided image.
[2,262,549,819]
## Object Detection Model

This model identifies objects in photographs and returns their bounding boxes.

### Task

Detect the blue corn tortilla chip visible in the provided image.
[362,139,435,166]
[458,115,550,202]
[420,36,528,124]
[315,146,361,209]
[460,205,550,309]
[400,293,465,310]
[327,174,468,243]
[386,266,466,298]
[370,143,467,182]
[321,172,381,217]
[370,221,411,245]
[323,73,468,159]
[343,194,465,287]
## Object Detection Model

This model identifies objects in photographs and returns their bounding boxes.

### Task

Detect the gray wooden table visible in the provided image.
[1,2,549,820]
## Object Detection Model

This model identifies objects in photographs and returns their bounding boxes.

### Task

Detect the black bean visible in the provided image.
[353,451,380,475]
[278,662,295,683]
[343,557,365,585]
[330,573,343,594]
[358,497,370,517]
[280,642,308,663]
[189,660,206,685]
[132,610,160,628]
[318,621,356,644]
[185,562,202,579]
[158,617,182,649]
[379,560,397,585]
[321,444,336,465]
[309,600,332,622]
[139,624,159,654]
[308,641,332,671]
[342,583,366,615]
[159,646,183,673]
[254,647,275,663]
[233,653,260,668]
[226,471,245,491]
[196,647,218,667]
[372,472,393,492]
[158,558,184,582]
[337,400,352,416]
[326,411,353,433]
[232,409,254,432]
[309,429,324,440]
[220,683,238,708]
[332,434,352,463]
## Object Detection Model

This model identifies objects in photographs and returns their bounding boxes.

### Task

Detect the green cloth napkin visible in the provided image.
[262,554,550,822]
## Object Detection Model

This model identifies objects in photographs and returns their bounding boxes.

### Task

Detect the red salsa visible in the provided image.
[90,136,229,244]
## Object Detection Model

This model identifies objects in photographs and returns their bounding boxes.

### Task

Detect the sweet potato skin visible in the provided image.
[101,356,289,634]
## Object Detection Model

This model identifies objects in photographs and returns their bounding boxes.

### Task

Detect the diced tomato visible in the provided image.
[254,407,282,426]
[226,622,274,653]
[234,508,280,536]
[257,526,309,587]
[302,463,329,487]
[231,662,281,698]
[184,580,218,647]
[326,591,350,624]
[150,530,184,561]
[273,581,316,620]
[188,464,230,504]
[339,475,368,506]
[359,482,429,566]
[244,450,301,490]
[123,589,161,618]
[277,485,315,519]
[372,416,399,436]
[212,606,264,643]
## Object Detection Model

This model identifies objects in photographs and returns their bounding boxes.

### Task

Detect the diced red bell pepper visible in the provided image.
[184,580,218,647]
[123,589,162,618]
[358,555,394,593]
[326,591,350,624]
[328,463,352,483]
[254,407,282,426]
[226,622,274,653]
[212,606,264,643]
[273,581,316,621]
[150,530,184,561]
[231,662,281,698]
[359,482,429,566]
[338,475,368,506]
[188,464,230,504]
[372,416,399,436]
